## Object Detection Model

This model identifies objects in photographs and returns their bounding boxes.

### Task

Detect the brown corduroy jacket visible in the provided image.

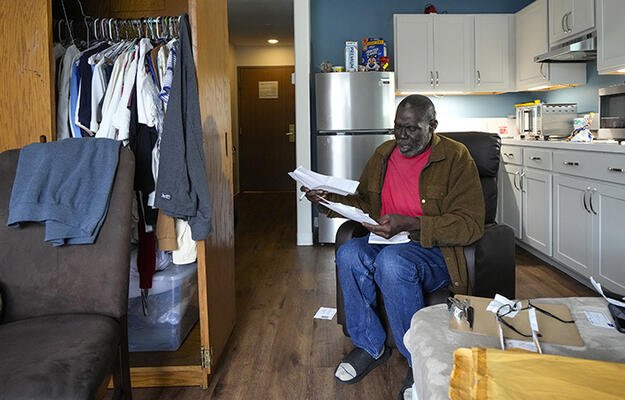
[325,133,485,294]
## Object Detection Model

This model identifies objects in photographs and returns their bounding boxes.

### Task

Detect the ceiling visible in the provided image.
[228,0,294,46]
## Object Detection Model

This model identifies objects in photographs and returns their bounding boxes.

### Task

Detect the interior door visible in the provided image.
[238,66,295,192]
[0,0,54,151]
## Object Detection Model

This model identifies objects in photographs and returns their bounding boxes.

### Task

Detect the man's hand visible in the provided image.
[363,214,420,239]
[300,186,328,204]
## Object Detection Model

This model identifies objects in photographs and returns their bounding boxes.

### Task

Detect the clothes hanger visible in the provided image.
[59,0,76,46]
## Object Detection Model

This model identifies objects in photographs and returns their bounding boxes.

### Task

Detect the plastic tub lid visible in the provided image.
[128,262,197,298]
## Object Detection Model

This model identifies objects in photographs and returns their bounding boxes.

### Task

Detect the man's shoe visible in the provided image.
[397,367,414,400]
[334,346,391,384]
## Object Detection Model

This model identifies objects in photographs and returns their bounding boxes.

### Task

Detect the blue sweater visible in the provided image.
[7,138,120,246]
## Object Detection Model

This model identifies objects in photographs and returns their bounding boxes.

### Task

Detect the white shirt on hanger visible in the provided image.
[96,50,128,139]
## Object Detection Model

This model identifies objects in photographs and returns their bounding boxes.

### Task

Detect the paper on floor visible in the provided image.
[584,311,615,329]
[314,307,337,320]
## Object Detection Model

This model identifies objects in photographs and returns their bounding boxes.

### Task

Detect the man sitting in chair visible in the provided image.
[302,95,485,400]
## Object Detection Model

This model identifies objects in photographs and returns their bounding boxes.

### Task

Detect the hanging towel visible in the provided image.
[7,138,121,246]
[154,14,212,240]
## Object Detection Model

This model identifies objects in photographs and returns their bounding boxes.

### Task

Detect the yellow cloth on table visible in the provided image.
[449,347,625,400]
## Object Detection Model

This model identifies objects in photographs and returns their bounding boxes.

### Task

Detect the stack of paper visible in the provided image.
[288,166,359,196]
[320,199,410,245]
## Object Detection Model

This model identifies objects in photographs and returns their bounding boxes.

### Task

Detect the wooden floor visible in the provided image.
[118,192,595,399]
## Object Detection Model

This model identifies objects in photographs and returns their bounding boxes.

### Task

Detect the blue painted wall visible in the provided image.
[310,0,625,121]
[311,0,533,74]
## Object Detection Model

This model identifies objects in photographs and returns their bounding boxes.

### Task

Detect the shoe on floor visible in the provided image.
[397,367,414,400]
[334,346,391,384]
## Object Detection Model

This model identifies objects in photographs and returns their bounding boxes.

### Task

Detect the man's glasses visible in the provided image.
[496,301,575,338]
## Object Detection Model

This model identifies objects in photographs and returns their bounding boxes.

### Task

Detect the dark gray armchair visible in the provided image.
[0,147,135,399]
[335,132,516,343]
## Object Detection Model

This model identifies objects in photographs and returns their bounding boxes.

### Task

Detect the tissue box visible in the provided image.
[127,262,199,352]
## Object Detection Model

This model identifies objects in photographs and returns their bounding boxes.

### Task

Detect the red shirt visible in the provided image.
[380,146,431,217]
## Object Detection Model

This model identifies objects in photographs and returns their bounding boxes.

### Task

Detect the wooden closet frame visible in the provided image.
[0,0,236,389]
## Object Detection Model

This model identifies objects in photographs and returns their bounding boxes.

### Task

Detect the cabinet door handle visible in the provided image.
[430,71,434,87]
[435,71,439,86]
[519,170,526,192]
[608,167,624,172]
[582,188,590,214]
[530,156,541,160]
[565,11,572,33]
[539,63,547,79]
[503,152,514,159]
[513,171,520,190]
[561,13,567,33]
[589,188,598,215]
[476,70,481,85]
[563,161,579,166]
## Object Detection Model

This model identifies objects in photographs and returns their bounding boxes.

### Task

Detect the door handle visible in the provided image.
[563,161,579,166]
[582,188,590,214]
[608,167,624,172]
[503,152,514,159]
[429,71,434,87]
[561,13,567,33]
[539,63,547,79]
[513,171,520,191]
[435,71,439,86]
[589,188,598,215]
[565,11,572,33]
[519,170,526,192]
[476,70,481,85]
[529,156,541,160]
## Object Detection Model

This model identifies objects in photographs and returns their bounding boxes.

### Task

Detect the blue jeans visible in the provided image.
[336,235,450,364]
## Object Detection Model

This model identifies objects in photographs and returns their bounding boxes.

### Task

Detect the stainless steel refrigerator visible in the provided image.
[315,71,395,243]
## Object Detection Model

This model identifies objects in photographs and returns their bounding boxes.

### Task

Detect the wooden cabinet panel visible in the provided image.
[0,0,54,151]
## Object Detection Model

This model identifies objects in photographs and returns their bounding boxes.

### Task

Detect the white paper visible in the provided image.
[487,294,522,318]
[584,311,615,329]
[368,231,411,245]
[528,307,539,332]
[289,166,359,196]
[318,199,378,225]
[505,339,539,352]
[590,276,625,308]
[314,307,337,320]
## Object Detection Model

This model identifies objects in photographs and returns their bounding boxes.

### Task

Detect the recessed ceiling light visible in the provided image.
[267,38,279,44]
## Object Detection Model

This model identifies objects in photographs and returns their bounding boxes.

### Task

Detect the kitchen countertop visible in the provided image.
[501,138,625,154]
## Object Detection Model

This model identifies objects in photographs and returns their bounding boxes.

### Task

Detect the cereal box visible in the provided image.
[361,38,387,71]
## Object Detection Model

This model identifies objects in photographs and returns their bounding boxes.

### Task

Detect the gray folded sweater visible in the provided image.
[7,138,120,246]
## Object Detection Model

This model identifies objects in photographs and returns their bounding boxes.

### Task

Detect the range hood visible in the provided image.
[534,32,596,63]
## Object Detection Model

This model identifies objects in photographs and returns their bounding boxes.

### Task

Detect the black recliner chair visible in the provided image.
[334,131,515,343]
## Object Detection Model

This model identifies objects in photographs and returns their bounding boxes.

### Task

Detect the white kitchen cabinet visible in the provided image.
[554,174,625,293]
[553,174,594,277]
[596,0,625,74]
[523,168,553,256]
[500,163,524,239]
[394,14,472,92]
[473,14,515,92]
[593,181,625,293]
[549,0,595,46]
[515,0,586,90]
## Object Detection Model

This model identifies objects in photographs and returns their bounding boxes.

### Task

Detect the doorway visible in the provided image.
[237,66,296,192]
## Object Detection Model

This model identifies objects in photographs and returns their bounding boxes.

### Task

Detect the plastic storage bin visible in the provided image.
[127,262,199,352]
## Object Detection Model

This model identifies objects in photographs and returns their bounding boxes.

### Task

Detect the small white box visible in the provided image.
[345,41,359,72]
[127,262,198,352]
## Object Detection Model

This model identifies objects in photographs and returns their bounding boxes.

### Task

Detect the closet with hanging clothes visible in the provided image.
[0,0,235,390]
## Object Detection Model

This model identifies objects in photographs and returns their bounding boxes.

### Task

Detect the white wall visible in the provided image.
[235,45,295,66]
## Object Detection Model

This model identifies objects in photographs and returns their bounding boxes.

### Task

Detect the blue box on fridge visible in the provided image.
[127,262,199,352]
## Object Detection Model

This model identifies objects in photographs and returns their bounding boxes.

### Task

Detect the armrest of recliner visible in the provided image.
[335,220,369,331]
[335,220,369,254]
[466,223,516,299]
